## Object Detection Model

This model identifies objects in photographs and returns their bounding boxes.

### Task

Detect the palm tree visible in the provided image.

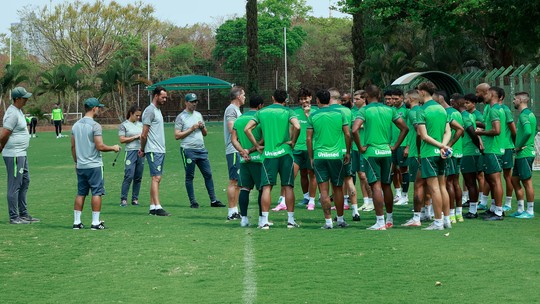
[0,64,29,111]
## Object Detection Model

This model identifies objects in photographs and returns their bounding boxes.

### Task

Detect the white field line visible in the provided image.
[242,230,257,304]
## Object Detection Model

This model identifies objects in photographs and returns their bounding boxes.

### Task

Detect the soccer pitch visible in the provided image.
[0,122,538,303]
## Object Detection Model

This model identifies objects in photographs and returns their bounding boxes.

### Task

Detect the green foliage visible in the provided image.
[35,63,86,106]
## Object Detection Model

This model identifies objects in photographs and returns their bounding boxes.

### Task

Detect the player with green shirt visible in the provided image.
[416,82,452,230]
[390,90,410,206]
[509,92,536,219]
[231,95,265,227]
[352,90,373,212]
[307,89,351,229]
[245,89,300,229]
[352,85,408,231]
[51,103,64,138]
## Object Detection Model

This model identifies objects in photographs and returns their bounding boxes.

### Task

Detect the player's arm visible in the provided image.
[175,123,199,140]
[306,128,314,167]
[476,120,500,137]
[94,135,120,152]
[71,135,77,163]
[465,125,481,149]
[515,120,532,151]
[343,125,351,164]
[138,124,150,156]
[417,124,445,149]
[288,117,301,148]
[0,128,12,153]
[508,121,517,144]
[200,121,207,137]
[447,120,464,148]
[391,117,409,150]
[351,118,365,152]
[231,129,250,161]
[119,126,140,144]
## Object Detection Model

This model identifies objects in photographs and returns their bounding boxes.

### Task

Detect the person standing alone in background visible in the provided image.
[52,103,64,138]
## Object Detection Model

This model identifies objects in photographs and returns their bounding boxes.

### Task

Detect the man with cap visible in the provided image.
[175,92,224,209]
[71,97,120,230]
[0,86,40,224]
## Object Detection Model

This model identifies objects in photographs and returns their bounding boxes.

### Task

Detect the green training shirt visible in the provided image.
[406,105,420,158]
[293,107,314,151]
[355,102,399,158]
[501,104,515,149]
[461,110,480,156]
[233,110,262,163]
[307,106,347,159]
[483,103,504,155]
[416,100,447,158]
[391,103,409,147]
[52,108,63,121]
[446,107,463,158]
[515,108,537,159]
[251,103,296,159]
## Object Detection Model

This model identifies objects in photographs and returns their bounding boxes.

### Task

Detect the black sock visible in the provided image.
[401,172,410,193]
[239,189,250,217]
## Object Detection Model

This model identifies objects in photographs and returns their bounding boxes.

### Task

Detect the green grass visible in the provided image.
[0,122,539,303]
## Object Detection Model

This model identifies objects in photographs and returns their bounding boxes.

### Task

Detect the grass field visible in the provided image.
[0,122,538,303]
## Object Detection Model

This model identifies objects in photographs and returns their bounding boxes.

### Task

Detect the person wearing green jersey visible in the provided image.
[352,90,373,212]
[510,92,536,219]
[307,89,351,229]
[475,83,492,209]
[416,82,452,230]
[51,103,64,138]
[231,95,265,227]
[25,114,38,138]
[475,87,505,221]
[245,89,300,229]
[493,87,517,211]
[391,89,411,206]
[352,85,408,230]
[462,93,485,208]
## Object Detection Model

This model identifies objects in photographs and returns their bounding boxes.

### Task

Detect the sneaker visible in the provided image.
[287,221,300,228]
[190,202,200,209]
[363,203,374,212]
[272,203,287,211]
[20,215,40,222]
[9,217,31,224]
[321,224,333,229]
[297,198,309,206]
[477,203,488,210]
[484,214,504,221]
[307,203,315,211]
[420,214,432,221]
[480,210,495,218]
[210,200,226,207]
[462,200,470,208]
[450,215,457,224]
[154,208,171,216]
[515,211,534,219]
[502,205,512,212]
[227,212,240,220]
[91,221,106,230]
[456,214,464,222]
[259,223,270,230]
[359,203,368,211]
[395,198,409,206]
[401,218,421,227]
[352,214,361,222]
[366,223,386,230]
[393,194,400,202]
[120,200,127,207]
[385,222,394,229]
[72,222,84,229]
[464,212,478,219]
[422,223,444,230]
[508,211,524,217]
[344,204,350,210]
[131,200,139,206]
[240,220,250,227]
[149,209,156,215]
[444,221,452,229]
[337,221,349,228]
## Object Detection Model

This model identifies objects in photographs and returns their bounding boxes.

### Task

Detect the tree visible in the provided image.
[0,64,29,111]
[246,0,259,94]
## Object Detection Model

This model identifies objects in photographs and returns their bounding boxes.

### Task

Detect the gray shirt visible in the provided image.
[1,105,29,157]
[118,120,143,151]
[175,110,205,149]
[223,103,242,154]
[142,103,166,153]
[72,117,103,169]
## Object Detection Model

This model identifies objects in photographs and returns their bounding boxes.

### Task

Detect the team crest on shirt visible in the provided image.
[126,160,132,166]
[186,159,192,164]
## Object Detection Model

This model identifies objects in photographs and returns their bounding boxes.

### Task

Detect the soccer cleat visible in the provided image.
[464,212,478,219]
[227,212,240,220]
[20,215,40,222]
[9,217,30,224]
[401,218,421,227]
[515,212,534,219]
[272,203,287,211]
[479,210,495,218]
[456,214,464,222]
[484,214,504,221]
[359,203,368,211]
[450,215,457,224]
[337,221,349,228]
[395,197,409,206]
[422,223,444,230]
[362,203,374,212]
[393,195,400,202]
[508,211,524,217]
[149,209,156,215]
[154,208,171,216]
[120,200,127,207]
[344,204,350,210]
[477,203,488,210]
[321,224,333,229]
[287,221,300,228]
[210,200,226,207]
[502,205,512,212]
[444,221,452,229]
[352,214,361,222]
[462,200,470,208]
[72,223,84,229]
[190,202,200,209]
[259,224,270,230]
[90,221,106,230]
[131,200,139,206]
[366,223,386,230]
[240,220,250,227]
[298,198,309,206]
[307,203,315,211]
[385,222,394,229]
[420,214,432,221]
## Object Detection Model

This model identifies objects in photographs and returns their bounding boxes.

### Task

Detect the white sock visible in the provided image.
[386,212,393,223]
[450,209,455,216]
[325,218,333,226]
[363,197,369,204]
[517,200,525,213]
[434,219,443,226]
[228,208,234,217]
[261,212,269,225]
[469,202,478,214]
[304,192,309,200]
[527,202,534,214]
[443,216,451,225]
[149,205,156,210]
[428,204,434,217]
[73,210,82,224]
[234,206,239,213]
[376,215,385,226]
[456,207,463,216]
[368,198,373,204]
[490,203,496,212]
[337,215,344,223]
[156,204,162,210]
[413,212,421,222]
[396,188,402,197]
[463,191,469,199]
[344,195,349,205]
[287,212,295,223]
[505,196,512,206]
[352,204,359,215]
[480,194,488,205]
[278,196,285,204]
[309,197,315,204]
[494,206,503,216]
[91,211,100,225]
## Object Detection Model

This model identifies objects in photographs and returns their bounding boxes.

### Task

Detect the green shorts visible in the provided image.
[238,162,262,190]
[408,157,420,181]
[343,159,354,177]
[501,149,514,170]
[445,157,459,176]
[421,156,446,178]
[460,155,482,174]
[512,157,534,180]
[365,156,393,184]
[313,159,345,186]
[393,146,408,167]
[352,150,366,173]
[293,150,312,170]
[260,154,295,187]
[482,153,502,175]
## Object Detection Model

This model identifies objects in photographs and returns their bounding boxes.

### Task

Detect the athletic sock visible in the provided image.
[505,196,512,207]
[278,196,285,205]
[261,212,269,225]
[155,204,162,210]
[303,192,309,200]
[517,200,525,213]
[443,216,451,225]
[363,197,369,204]
[395,188,402,197]
[469,202,478,214]
[73,210,82,224]
[449,209,455,216]
[376,215,385,226]
[239,189,250,216]
[434,218,443,227]
[527,202,534,214]
[413,212,421,222]
[337,216,344,223]
[91,211,100,225]
[309,197,315,204]
[494,206,503,216]
[463,191,469,200]
[287,212,295,223]
[352,204,359,215]
[401,172,410,193]
[428,204,434,217]
[149,204,156,210]
[489,203,496,212]
[344,195,349,206]
[456,207,463,216]
[325,218,333,226]
[228,208,234,217]
[386,212,393,223]
[480,194,488,205]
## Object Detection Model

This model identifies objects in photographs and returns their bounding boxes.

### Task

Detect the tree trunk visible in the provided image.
[352,8,366,90]
[246,0,259,95]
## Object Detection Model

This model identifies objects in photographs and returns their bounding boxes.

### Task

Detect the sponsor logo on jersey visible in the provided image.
[374,149,391,156]
[265,148,285,157]
[318,151,339,158]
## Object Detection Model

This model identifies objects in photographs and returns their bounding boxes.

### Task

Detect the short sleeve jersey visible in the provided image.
[307,106,347,159]
[233,110,262,163]
[515,108,537,159]
[483,103,504,155]
[461,110,480,156]
[406,105,420,158]
[51,108,63,121]
[118,120,143,151]
[501,104,515,149]
[1,105,29,157]
[251,103,296,159]
[175,110,206,150]
[416,100,447,158]
[472,109,484,124]
[446,107,463,158]
[293,107,314,151]
[141,103,165,153]
[72,117,103,169]
[351,106,360,152]
[355,102,399,158]
[224,104,242,154]
[391,103,409,146]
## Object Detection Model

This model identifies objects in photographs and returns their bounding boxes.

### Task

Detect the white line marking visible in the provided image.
[243,230,256,304]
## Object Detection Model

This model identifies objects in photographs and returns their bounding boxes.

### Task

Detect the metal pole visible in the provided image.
[284,27,288,92]
[207,72,210,111]
[147,32,151,104]
[9,36,12,65]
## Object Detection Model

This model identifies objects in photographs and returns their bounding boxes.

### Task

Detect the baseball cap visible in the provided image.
[185,93,198,102]
[84,97,105,108]
[11,87,32,99]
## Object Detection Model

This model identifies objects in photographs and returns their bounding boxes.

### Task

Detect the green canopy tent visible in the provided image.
[147,74,234,110]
